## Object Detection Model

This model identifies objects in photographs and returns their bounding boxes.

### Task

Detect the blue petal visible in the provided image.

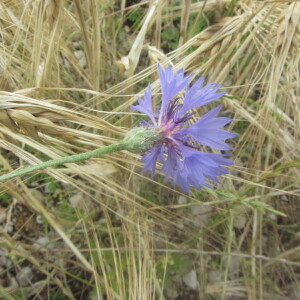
[179,148,233,191]
[162,146,182,179]
[157,64,191,123]
[131,84,157,125]
[180,81,226,116]
[190,134,233,150]
[173,169,190,193]
[186,105,236,150]
[141,145,163,177]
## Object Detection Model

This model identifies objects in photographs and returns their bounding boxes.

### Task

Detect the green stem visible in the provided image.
[0,126,162,183]
[0,141,127,183]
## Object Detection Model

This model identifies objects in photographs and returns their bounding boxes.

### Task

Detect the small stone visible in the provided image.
[182,269,199,290]
[8,275,19,288]
[235,215,247,230]
[16,266,34,287]
[190,203,212,228]
[6,223,14,234]
[36,215,44,224]
[294,232,300,239]
[30,189,44,201]
[69,193,84,209]
[268,213,277,221]
[5,257,12,268]
[0,251,12,268]
[165,287,179,299]
[228,256,241,279]
[0,251,6,267]
[74,50,87,68]
[208,269,221,283]
[79,56,87,68]
[0,207,6,223]
[178,196,187,204]
[74,50,84,60]
[124,25,130,33]
[69,193,96,212]
[291,289,300,299]
[73,41,82,49]
[34,236,55,250]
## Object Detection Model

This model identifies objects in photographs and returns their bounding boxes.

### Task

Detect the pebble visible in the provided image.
[30,189,44,201]
[208,269,221,283]
[228,256,241,279]
[0,208,6,223]
[74,50,87,68]
[0,252,12,268]
[34,236,55,250]
[165,287,179,299]
[5,223,14,234]
[178,196,187,204]
[235,215,247,230]
[268,212,277,221]
[16,266,34,287]
[8,275,19,288]
[190,203,212,228]
[182,269,199,290]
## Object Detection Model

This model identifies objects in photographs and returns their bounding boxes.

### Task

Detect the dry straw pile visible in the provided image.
[0,0,299,299]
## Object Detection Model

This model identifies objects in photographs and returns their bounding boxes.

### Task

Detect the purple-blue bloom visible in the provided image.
[131,65,236,193]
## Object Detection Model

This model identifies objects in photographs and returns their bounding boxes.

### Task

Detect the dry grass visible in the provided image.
[0,0,299,299]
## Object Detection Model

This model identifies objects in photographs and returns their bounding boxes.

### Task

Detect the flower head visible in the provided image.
[131,65,236,193]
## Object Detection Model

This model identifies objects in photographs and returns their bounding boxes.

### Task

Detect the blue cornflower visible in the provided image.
[131,65,236,193]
